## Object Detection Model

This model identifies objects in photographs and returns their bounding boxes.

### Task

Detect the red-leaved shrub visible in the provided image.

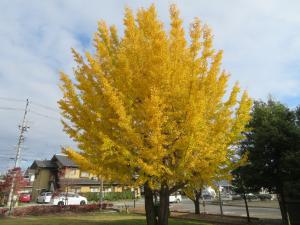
[0,203,114,217]
[0,208,8,217]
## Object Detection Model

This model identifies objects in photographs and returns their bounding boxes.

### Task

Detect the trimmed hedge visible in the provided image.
[81,190,136,202]
[81,192,101,202]
[104,190,134,201]
[0,203,113,217]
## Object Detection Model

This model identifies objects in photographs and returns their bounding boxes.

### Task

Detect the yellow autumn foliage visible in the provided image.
[59,4,252,190]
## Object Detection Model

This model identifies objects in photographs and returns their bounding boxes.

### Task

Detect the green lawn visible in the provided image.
[1,213,212,225]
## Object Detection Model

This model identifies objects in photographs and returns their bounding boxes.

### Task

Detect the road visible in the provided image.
[114,198,281,219]
[173,198,281,219]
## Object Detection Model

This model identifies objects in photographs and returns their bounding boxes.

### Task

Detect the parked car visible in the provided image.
[37,192,53,203]
[246,193,259,201]
[231,194,242,200]
[258,193,272,201]
[202,194,214,200]
[50,193,87,206]
[19,193,31,203]
[169,193,182,203]
[220,193,233,201]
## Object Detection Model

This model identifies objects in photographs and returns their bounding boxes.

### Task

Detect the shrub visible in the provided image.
[81,190,136,202]
[81,192,100,202]
[103,190,135,201]
[0,208,8,217]
[0,203,114,217]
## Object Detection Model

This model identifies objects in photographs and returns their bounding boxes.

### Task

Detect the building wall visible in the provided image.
[32,169,52,200]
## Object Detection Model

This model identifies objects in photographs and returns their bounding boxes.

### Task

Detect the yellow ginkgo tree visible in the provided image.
[59,4,251,225]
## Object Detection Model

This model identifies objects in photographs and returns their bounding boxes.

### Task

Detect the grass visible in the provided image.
[0,212,212,225]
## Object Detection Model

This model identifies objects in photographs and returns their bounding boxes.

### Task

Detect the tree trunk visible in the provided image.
[144,183,157,225]
[193,199,200,214]
[194,190,201,214]
[242,193,250,222]
[158,184,169,225]
[278,190,291,225]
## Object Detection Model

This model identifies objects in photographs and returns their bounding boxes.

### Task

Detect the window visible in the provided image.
[80,171,90,178]
[69,169,77,175]
[70,187,81,193]
[104,187,112,193]
[30,175,35,182]
[90,187,99,192]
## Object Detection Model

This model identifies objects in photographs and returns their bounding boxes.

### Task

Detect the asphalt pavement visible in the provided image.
[173,198,281,219]
[114,198,281,219]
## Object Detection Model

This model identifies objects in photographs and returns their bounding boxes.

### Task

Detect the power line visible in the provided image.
[0,106,61,121]
[29,110,61,121]
[30,101,58,113]
[0,107,24,111]
[0,156,29,161]
[0,97,25,103]
[0,97,59,113]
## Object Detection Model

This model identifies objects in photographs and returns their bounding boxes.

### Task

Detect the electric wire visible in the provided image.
[0,96,59,114]
[0,97,25,103]
[0,107,24,111]
[29,110,61,121]
[30,101,58,113]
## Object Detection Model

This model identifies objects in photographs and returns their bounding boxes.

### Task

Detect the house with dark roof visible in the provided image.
[30,154,102,200]
[30,160,56,199]
[29,154,140,200]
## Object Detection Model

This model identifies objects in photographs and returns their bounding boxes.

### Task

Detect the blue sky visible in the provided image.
[1,0,300,172]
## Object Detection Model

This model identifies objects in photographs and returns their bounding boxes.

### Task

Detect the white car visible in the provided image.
[37,192,53,203]
[50,193,87,206]
[169,193,182,203]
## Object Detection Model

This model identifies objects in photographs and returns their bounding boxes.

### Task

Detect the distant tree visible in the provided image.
[0,168,27,205]
[183,180,204,214]
[184,166,233,215]
[235,99,300,225]
[231,166,253,222]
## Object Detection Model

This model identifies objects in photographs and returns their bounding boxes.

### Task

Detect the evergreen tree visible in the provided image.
[234,99,300,225]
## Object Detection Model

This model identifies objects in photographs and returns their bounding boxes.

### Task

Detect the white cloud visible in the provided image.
[1,0,300,172]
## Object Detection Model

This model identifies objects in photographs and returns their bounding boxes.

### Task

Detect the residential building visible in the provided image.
[30,154,131,200]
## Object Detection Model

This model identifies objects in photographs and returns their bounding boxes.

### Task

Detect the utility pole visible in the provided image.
[7,99,29,214]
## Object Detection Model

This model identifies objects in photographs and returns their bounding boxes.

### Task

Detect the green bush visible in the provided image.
[103,190,134,201]
[81,192,100,202]
[81,190,135,202]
